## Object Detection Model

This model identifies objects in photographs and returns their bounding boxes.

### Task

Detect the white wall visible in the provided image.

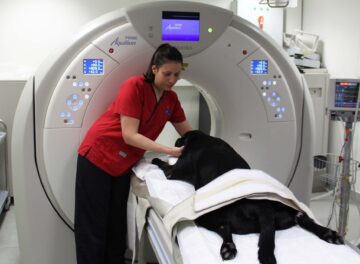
[284,0,302,34]
[302,0,360,78]
[237,0,284,47]
[0,0,233,73]
[285,0,360,78]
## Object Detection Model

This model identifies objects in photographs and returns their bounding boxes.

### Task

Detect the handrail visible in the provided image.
[259,0,290,8]
[0,119,8,191]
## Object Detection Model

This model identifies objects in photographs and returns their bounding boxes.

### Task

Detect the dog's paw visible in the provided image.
[151,158,172,178]
[258,251,277,264]
[258,246,277,264]
[294,211,307,224]
[220,242,237,260]
[322,229,344,245]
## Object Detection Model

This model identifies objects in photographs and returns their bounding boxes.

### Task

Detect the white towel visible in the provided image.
[132,157,195,206]
[146,178,195,207]
[132,158,166,181]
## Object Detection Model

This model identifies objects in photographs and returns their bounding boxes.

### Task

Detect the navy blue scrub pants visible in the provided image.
[74,154,131,264]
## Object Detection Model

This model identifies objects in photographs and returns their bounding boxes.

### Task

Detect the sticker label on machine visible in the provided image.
[91,23,152,63]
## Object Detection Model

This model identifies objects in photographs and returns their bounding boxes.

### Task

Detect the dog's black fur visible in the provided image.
[152,130,344,264]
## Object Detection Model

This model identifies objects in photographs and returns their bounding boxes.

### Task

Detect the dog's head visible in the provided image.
[175,130,206,148]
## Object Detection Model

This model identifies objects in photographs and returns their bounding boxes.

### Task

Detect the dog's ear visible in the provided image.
[175,130,192,147]
[175,136,185,147]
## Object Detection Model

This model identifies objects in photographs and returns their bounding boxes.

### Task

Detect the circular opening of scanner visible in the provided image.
[156,78,217,148]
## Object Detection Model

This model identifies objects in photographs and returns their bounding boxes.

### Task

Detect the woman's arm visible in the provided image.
[121,115,183,156]
[172,120,192,136]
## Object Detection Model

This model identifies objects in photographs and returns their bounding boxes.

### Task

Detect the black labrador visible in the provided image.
[152,130,344,264]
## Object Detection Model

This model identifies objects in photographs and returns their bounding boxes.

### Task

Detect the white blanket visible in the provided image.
[177,223,360,264]
[132,158,360,264]
[132,157,195,208]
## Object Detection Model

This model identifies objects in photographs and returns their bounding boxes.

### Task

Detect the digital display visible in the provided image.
[335,81,360,108]
[162,11,200,42]
[83,59,104,75]
[251,60,268,75]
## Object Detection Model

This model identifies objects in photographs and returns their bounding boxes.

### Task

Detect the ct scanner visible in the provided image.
[11,1,316,264]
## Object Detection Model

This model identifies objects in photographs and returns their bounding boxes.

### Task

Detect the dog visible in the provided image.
[152,130,344,264]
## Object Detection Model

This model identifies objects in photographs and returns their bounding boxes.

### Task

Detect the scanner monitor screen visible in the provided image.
[162,11,200,41]
[251,60,268,75]
[83,59,104,75]
[334,81,360,108]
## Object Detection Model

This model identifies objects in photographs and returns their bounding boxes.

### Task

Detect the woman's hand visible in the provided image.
[167,146,184,157]
[121,115,186,157]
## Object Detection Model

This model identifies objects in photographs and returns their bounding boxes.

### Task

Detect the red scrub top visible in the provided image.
[78,75,186,176]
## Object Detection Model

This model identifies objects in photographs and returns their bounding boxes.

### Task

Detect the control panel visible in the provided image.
[44,23,153,129]
[44,44,118,128]
[238,49,295,122]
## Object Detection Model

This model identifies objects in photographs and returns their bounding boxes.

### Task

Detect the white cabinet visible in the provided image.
[304,72,330,155]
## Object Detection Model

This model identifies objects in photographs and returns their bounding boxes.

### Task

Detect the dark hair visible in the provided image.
[144,43,183,83]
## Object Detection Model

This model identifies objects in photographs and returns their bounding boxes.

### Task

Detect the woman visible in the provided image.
[74,43,192,264]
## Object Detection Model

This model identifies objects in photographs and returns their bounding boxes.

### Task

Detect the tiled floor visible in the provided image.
[0,206,19,264]
[310,193,360,245]
[0,196,359,264]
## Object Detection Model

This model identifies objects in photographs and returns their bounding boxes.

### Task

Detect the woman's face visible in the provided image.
[152,61,182,91]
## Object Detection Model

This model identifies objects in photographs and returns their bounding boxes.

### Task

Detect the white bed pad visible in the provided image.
[132,158,360,264]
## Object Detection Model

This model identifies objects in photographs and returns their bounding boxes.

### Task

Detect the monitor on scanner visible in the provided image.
[161,11,200,42]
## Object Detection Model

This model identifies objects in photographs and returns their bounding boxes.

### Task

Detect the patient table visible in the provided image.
[128,157,360,264]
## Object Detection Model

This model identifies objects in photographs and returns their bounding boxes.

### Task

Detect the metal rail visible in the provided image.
[0,119,10,212]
